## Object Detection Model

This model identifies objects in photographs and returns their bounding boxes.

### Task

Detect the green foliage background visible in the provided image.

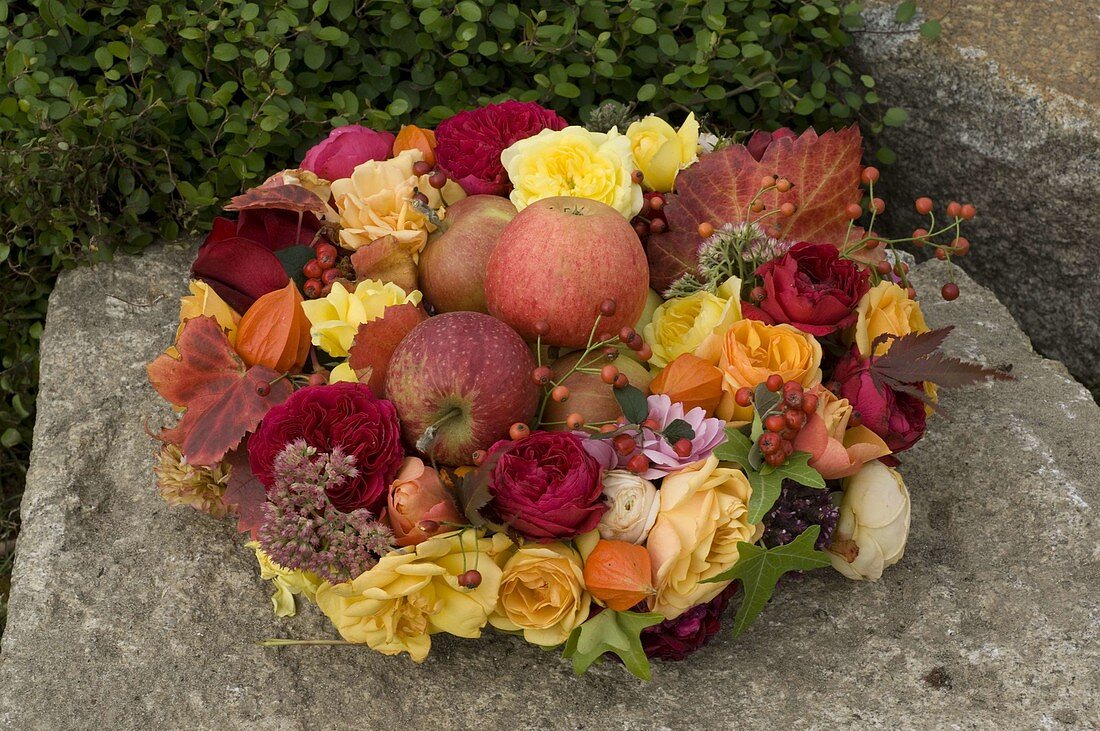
[0,0,905,584]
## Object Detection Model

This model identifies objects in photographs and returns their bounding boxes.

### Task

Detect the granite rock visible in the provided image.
[850,0,1100,394]
[0,245,1097,729]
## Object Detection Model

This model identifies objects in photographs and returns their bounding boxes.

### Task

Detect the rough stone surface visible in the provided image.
[850,0,1100,395]
[1,244,1098,729]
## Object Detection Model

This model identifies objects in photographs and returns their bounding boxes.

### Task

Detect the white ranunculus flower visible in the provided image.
[825,460,911,581]
[596,470,659,544]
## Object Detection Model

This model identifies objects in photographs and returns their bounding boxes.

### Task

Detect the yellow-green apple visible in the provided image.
[484,196,649,347]
[384,311,538,465]
[419,195,517,313]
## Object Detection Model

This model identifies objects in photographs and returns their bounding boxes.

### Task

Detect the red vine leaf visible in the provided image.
[222,445,268,539]
[148,316,294,466]
[869,327,1014,392]
[648,125,866,291]
[347,303,428,394]
[225,184,329,218]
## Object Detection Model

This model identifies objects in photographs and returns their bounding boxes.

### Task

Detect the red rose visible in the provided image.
[434,101,567,196]
[744,242,870,336]
[833,348,926,454]
[191,212,321,313]
[640,584,735,661]
[482,431,606,541]
[300,125,395,181]
[745,127,796,161]
[249,383,404,514]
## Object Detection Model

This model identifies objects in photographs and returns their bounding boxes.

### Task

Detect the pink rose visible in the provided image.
[300,125,396,181]
[745,128,797,161]
[385,457,465,546]
[832,349,927,454]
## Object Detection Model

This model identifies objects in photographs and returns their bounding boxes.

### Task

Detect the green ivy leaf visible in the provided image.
[759,451,826,489]
[563,609,664,680]
[613,384,648,425]
[745,468,783,523]
[714,426,753,466]
[705,526,831,636]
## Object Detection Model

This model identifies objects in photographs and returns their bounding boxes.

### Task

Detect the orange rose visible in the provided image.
[792,387,891,479]
[716,319,823,423]
[385,457,464,546]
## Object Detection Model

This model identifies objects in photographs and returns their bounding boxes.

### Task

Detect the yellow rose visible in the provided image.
[328,361,358,383]
[643,276,742,368]
[300,279,422,358]
[716,319,823,423]
[625,113,699,192]
[489,542,590,647]
[851,281,929,357]
[501,126,643,218]
[247,542,323,618]
[175,280,240,346]
[315,530,511,663]
[645,455,759,619]
[330,149,466,255]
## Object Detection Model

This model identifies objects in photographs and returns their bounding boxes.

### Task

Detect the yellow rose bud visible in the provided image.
[300,279,422,358]
[489,542,590,647]
[716,319,823,423]
[316,530,512,663]
[247,542,323,618]
[644,276,742,368]
[645,455,759,619]
[331,149,465,255]
[176,280,240,346]
[625,113,700,192]
[501,126,643,218]
[851,281,929,357]
[824,460,911,581]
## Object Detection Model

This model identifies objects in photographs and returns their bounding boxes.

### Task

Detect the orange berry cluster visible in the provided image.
[737,376,819,467]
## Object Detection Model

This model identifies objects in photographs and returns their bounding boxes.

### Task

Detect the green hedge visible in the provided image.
[0,0,903,458]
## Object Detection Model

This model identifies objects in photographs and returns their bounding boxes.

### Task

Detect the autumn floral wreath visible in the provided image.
[148,99,1006,679]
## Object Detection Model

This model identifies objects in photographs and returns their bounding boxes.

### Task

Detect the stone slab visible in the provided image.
[850,0,1100,395]
[1,243,1097,729]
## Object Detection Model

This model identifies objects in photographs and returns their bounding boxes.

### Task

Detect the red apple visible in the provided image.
[541,351,653,430]
[419,195,517,313]
[384,311,539,465]
[484,196,649,347]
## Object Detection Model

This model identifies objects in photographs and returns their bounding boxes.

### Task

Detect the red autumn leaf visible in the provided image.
[148,316,294,466]
[869,327,1014,394]
[222,445,268,539]
[225,184,329,218]
[648,125,867,292]
[347,303,428,393]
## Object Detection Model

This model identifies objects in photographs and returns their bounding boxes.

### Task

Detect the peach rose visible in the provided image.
[716,319,823,423]
[850,281,929,357]
[792,387,891,479]
[385,457,465,546]
[646,455,760,619]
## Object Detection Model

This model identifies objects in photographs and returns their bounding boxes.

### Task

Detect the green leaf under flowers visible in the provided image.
[563,609,664,680]
[759,451,826,489]
[661,418,695,444]
[704,526,831,637]
[613,384,649,425]
[745,468,783,523]
[714,426,753,466]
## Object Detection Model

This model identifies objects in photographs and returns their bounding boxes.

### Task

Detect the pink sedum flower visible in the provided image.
[639,394,726,479]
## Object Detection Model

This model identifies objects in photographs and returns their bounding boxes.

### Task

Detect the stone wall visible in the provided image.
[850,0,1100,395]
[0,244,1095,729]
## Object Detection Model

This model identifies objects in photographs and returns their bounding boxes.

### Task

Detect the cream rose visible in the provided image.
[625,113,699,192]
[489,542,590,647]
[596,470,660,544]
[646,455,760,619]
[330,149,465,254]
[315,530,511,662]
[501,125,643,218]
[825,460,911,581]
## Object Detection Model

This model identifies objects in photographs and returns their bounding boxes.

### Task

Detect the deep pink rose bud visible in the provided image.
[746,127,797,161]
[300,125,396,181]
[434,100,567,196]
[743,241,870,336]
[249,383,404,514]
[833,348,927,454]
[482,431,606,541]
